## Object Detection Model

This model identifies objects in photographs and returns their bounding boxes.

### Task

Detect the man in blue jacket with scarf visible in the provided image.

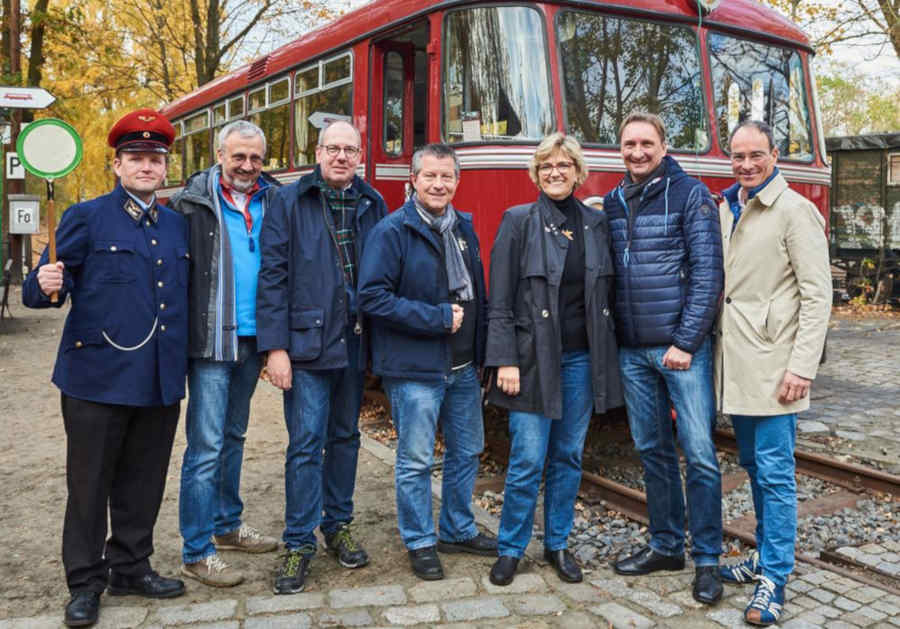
[257,120,386,594]
[604,112,724,605]
[359,143,497,581]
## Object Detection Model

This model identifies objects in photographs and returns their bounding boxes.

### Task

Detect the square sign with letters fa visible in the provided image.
[9,194,40,234]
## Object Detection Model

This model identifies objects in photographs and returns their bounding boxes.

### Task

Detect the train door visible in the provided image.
[369,22,429,210]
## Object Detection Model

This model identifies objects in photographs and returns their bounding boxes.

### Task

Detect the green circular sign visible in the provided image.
[16,118,83,180]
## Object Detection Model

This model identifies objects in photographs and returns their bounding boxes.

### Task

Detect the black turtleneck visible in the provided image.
[554,195,588,352]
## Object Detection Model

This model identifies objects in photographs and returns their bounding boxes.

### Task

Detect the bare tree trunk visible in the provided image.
[26,0,50,87]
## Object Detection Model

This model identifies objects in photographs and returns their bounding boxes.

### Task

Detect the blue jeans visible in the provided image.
[731,413,797,587]
[283,329,363,551]
[383,365,484,550]
[180,337,262,563]
[618,337,721,566]
[498,350,592,558]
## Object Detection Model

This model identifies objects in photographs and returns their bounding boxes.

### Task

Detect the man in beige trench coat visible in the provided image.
[715,120,831,627]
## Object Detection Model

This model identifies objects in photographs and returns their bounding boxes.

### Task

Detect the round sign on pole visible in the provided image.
[16,118,83,180]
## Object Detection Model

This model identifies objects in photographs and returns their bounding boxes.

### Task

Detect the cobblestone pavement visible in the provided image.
[2,563,900,628]
[795,315,900,472]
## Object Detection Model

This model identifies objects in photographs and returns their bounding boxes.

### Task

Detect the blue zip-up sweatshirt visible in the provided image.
[603,155,723,353]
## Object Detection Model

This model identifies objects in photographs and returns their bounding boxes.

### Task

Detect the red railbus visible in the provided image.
[159,0,831,261]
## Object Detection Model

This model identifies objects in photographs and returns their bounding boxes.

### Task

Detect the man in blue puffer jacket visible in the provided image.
[604,112,725,606]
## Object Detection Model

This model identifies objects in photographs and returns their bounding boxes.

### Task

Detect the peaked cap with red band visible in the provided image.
[107,108,176,154]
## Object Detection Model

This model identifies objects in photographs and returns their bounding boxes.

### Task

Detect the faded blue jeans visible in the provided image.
[731,413,797,587]
[283,329,363,551]
[618,337,721,566]
[498,350,593,558]
[180,337,262,563]
[383,365,484,550]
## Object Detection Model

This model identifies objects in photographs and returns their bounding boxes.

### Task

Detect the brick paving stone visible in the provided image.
[783,620,825,629]
[0,617,61,629]
[826,622,863,629]
[588,578,632,598]
[882,541,900,553]
[876,562,900,577]
[554,611,598,629]
[382,604,440,625]
[880,553,900,563]
[796,611,828,626]
[791,595,820,610]
[788,579,815,593]
[799,420,829,433]
[824,576,862,593]
[860,544,885,554]
[834,596,863,611]
[246,593,325,615]
[590,602,654,629]
[820,606,842,619]
[481,573,546,595]
[92,606,148,629]
[859,554,883,568]
[847,586,888,604]
[408,577,476,603]
[808,587,837,604]
[172,623,239,629]
[244,614,312,629]
[548,582,603,603]
[872,599,900,615]
[507,594,566,616]
[626,589,683,617]
[317,609,373,627]
[155,600,238,626]
[442,597,509,621]
[859,607,890,622]
[837,547,862,560]
[801,571,829,585]
[668,590,706,609]
[706,607,747,628]
[329,584,406,608]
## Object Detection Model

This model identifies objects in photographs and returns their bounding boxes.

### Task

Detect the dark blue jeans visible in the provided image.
[618,337,721,566]
[731,413,797,587]
[282,329,363,551]
[383,365,484,550]
[180,337,261,563]
[498,350,593,558]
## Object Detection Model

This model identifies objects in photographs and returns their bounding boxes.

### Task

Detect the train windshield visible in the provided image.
[708,33,813,161]
[556,10,707,151]
[443,6,554,142]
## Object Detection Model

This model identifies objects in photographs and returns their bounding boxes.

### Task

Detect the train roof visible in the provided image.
[826,134,900,152]
[160,0,812,120]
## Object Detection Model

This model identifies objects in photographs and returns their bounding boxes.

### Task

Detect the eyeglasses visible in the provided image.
[730,151,771,164]
[321,144,361,158]
[537,161,574,174]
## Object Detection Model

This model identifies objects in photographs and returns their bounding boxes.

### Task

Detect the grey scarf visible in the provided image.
[413,194,474,302]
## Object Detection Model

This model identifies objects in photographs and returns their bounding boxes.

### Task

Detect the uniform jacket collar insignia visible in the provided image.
[123,197,159,224]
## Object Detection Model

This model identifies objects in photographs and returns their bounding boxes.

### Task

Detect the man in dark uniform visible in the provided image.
[23,109,189,627]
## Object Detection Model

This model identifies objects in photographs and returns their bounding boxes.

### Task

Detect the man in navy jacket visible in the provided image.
[603,112,724,605]
[256,120,386,594]
[23,109,187,627]
[358,144,497,581]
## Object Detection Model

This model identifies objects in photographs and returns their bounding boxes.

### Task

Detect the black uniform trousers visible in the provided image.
[61,394,179,593]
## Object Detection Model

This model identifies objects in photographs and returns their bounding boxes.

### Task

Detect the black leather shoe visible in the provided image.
[693,565,723,605]
[489,555,519,586]
[65,591,100,627]
[107,571,185,599]
[544,548,583,583]
[409,546,443,581]
[438,532,498,556]
[613,545,685,576]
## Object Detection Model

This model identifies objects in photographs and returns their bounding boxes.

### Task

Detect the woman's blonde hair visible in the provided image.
[528,132,588,187]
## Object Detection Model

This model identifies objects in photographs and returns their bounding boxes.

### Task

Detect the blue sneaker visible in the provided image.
[721,550,760,584]
[744,575,785,626]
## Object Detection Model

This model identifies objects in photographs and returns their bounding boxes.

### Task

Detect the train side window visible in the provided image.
[709,33,812,161]
[184,111,211,176]
[889,154,900,186]
[228,95,244,119]
[167,120,184,186]
[294,52,353,167]
[556,11,706,151]
[383,51,405,155]
[443,6,554,143]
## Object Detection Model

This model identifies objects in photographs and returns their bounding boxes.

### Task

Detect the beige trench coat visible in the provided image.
[714,173,831,416]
